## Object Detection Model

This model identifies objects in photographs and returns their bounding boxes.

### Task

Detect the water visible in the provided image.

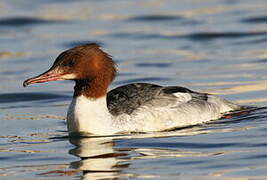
[0,0,267,179]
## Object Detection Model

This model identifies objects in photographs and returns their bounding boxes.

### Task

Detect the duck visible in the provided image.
[23,43,242,135]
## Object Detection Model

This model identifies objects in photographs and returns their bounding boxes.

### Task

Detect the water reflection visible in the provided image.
[67,128,207,179]
[69,136,129,179]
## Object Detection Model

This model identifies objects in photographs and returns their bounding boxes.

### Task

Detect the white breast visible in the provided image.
[67,95,116,135]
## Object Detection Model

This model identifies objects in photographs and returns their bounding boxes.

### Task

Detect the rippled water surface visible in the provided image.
[1,0,267,179]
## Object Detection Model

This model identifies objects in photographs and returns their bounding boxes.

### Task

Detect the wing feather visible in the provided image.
[107,83,208,116]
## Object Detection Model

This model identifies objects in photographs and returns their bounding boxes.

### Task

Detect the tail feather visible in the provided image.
[207,95,242,114]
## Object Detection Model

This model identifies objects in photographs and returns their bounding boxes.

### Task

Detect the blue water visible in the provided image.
[0,0,267,179]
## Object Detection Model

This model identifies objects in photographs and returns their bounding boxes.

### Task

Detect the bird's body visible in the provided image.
[67,83,240,135]
[24,43,242,135]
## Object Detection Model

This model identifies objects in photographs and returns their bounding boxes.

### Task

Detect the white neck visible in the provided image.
[67,95,116,135]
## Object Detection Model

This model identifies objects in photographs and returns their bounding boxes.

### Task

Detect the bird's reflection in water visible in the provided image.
[69,135,130,179]
[66,122,236,179]
[67,127,210,180]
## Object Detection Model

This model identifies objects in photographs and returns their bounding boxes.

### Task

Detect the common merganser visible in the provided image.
[23,43,242,135]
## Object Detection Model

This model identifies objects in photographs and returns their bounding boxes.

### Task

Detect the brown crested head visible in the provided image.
[23,43,117,98]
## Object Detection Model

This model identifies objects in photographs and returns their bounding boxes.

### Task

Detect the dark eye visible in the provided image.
[64,59,75,67]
